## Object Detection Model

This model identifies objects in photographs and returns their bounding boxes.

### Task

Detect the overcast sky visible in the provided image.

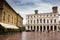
[6,0,60,25]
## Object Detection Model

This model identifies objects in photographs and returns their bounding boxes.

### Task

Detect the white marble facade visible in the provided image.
[26,6,60,32]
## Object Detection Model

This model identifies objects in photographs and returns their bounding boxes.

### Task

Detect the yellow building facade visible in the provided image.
[0,0,23,32]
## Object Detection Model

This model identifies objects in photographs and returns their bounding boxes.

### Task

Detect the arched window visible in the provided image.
[43,19,45,23]
[47,26,49,30]
[8,15,10,22]
[54,25,56,30]
[31,26,32,30]
[12,17,13,23]
[37,26,39,31]
[44,26,45,31]
[34,20,35,24]
[40,19,42,23]
[51,26,53,31]
[54,19,56,23]
[50,15,52,17]
[51,19,52,23]
[37,19,39,23]
[40,26,42,31]
[3,12,5,20]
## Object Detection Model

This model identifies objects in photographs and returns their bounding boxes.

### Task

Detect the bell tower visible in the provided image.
[52,6,58,13]
[34,10,38,14]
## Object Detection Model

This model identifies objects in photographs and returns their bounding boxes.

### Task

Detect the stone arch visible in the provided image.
[54,25,57,31]
[37,26,39,31]
[47,26,49,30]
[43,26,45,31]
[51,26,53,31]
[34,26,36,31]
[40,26,42,32]
[31,26,32,30]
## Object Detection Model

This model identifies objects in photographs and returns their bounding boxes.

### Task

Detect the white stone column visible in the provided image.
[35,26,37,31]
[53,25,54,31]
[39,26,40,31]
[49,25,50,30]
[32,26,34,30]
[29,26,31,30]
[45,19,47,24]
[57,25,59,31]
[42,19,43,24]
[49,19,50,24]
[46,25,47,31]
[26,26,28,30]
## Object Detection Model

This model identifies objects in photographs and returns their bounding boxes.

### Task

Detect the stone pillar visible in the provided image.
[26,26,28,30]
[39,26,40,31]
[29,26,31,30]
[57,25,59,31]
[42,19,43,24]
[36,26,37,31]
[32,26,34,30]
[45,19,47,24]
[53,25,54,31]
[49,25,50,30]
[46,25,47,31]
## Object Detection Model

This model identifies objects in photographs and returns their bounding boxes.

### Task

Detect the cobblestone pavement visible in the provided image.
[0,32,60,40]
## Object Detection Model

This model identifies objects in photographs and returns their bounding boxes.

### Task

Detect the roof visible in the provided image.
[0,22,19,29]
[4,0,17,15]
[4,0,23,19]
[26,12,58,16]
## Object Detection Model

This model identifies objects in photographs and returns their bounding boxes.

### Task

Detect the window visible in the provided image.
[43,19,45,23]
[54,19,56,23]
[12,17,13,23]
[3,12,5,20]
[8,15,10,22]
[37,19,39,23]
[14,18,16,24]
[51,19,52,23]
[34,20,35,24]
[50,15,52,17]
[40,19,42,23]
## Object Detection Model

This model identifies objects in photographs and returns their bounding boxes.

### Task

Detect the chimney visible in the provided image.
[52,6,58,13]
[34,10,38,14]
